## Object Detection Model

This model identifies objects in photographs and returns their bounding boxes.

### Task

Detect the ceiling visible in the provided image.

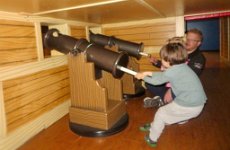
[0,0,230,24]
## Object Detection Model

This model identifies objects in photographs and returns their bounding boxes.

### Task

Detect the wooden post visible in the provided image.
[68,53,128,137]
[121,57,144,96]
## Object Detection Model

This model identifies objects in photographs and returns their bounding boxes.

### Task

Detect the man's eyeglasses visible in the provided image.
[186,39,200,43]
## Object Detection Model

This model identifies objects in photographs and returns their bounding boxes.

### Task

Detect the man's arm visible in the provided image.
[150,56,161,68]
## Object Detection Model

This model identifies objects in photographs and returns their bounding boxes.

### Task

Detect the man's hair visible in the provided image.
[186,28,203,41]
[160,42,188,66]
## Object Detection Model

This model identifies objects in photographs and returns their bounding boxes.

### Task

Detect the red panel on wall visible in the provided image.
[185,12,230,20]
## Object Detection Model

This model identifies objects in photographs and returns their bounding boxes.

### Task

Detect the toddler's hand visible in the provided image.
[134,73,144,80]
[134,72,152,80]
[164,88,173,103]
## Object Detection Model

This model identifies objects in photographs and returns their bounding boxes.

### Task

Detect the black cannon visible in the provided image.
[89,31,147,59]
[43,29,129,78]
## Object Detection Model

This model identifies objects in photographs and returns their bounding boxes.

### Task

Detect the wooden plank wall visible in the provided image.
[103,22,175,47]
[2,65,70,132]
[70,26,86,39]
[0,20,79,134]
[103,19,176,71]
[0,20,37,67]
[220,17,229,61]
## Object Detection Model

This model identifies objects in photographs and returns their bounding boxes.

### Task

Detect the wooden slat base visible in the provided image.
[69,100,126,130]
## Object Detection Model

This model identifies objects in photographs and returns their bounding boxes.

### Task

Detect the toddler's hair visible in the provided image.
[167,36,185,46]
[160,42,187,66]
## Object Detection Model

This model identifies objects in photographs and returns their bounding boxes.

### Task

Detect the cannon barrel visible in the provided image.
[89,31,145,59]
[43,29,129,78]
[43,28,88,55]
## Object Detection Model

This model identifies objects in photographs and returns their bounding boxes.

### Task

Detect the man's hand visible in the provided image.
[164,88,173,103]
[149,56,158,64]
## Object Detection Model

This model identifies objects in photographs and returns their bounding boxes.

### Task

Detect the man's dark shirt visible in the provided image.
[152,48,206,76]
[187,48,206,76]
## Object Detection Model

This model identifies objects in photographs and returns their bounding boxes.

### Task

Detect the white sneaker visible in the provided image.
[143,96,164,108]
[177,120,188,125]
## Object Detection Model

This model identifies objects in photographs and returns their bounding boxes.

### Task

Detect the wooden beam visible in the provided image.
[134,0,165,17]
[32,0,128,16]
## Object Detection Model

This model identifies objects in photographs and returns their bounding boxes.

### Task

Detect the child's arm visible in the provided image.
[134,72,152,80]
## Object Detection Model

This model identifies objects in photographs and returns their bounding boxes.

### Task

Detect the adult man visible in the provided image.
[144,28,206,108]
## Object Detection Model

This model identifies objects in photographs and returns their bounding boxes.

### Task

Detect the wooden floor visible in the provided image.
[18,52,230,150]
